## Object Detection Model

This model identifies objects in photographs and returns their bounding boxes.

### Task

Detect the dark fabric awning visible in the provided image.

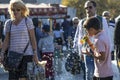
[0,3,67,17]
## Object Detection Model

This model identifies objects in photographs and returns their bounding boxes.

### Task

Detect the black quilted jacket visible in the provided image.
[114,18,120,45]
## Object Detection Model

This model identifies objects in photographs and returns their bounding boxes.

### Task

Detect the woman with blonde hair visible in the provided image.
[0,0,39,80]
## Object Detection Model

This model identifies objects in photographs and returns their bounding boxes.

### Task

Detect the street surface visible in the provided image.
[0,59,119,80]
[0,64,8,80]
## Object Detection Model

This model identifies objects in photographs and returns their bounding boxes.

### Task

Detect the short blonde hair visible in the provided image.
[8,0,29,20]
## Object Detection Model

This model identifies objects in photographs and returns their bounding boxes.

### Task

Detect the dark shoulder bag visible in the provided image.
[3,20,29,71]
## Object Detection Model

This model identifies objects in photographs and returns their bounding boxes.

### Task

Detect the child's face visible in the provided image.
[87,28,95,36]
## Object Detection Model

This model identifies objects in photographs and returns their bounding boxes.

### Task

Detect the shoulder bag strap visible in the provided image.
[8,20,12,50]
[23,17,30,53]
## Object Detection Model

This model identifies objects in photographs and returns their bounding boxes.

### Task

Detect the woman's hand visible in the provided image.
[33,52,39,64]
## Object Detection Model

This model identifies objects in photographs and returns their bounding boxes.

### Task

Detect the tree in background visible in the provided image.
[61,0,120,19]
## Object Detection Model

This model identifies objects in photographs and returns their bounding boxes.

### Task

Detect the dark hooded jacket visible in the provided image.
[114,18,120,45]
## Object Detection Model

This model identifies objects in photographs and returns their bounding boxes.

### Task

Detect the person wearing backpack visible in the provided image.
[73,1,110,80]
[32,18,43,60]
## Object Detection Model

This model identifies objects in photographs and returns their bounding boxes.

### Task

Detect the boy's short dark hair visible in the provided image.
[83,17,101,30]
[86,0,97,7]
[90,0,97,7]
[42,24,50,32]
[54,23,61,30]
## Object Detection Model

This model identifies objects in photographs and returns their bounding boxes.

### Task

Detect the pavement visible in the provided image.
[111,60,120,80]
[0,60,119,80]
[0,57,84,80]
[54,57,84,80]
[0,64,8,80]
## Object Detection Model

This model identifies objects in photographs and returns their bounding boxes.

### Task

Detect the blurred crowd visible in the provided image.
[0,0,120,80]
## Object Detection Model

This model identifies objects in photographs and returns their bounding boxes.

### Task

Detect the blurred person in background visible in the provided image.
[53,22,65,75]
[68,17,79,48]
[53,23,65,51]
[61,16,71,48]
[32,18,43,60]
[114,16,120,71]
[102,11,115,60]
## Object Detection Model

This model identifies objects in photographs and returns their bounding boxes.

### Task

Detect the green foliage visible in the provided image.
[61,0,120,19]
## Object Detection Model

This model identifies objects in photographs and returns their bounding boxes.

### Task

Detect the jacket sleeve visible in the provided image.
[114,19,120,45]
